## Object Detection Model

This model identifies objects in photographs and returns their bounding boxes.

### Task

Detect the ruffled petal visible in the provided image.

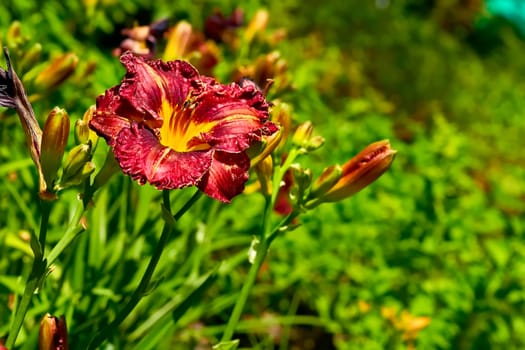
[117,51,200,122]
[197,151,250,202]
[188,80,274,153]
[89,89,131,145]
[113,123,212,189]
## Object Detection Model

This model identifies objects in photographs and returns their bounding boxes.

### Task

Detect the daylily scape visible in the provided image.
[90,51,278,202]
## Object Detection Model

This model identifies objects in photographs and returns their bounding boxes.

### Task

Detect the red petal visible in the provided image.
[197,151,250,202]
[189,81,275,153]
[118,52,200,122]
[89,89,130,146]
[114,123,212,189]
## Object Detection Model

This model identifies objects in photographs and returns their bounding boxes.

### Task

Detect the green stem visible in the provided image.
[87,190,202,349]
[45,199,86,266]
[220,212,297,343]
[220,148,302,343]
[220,233,269,343]
[38,201,52,255]
[5,199,53,349]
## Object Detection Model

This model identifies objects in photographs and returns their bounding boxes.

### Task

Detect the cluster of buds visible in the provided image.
[269,120,395,213]
[0,47,101,199]
[117,18,221,76]
[3,22,78,100]
[113,8,288,84]
[54,106,98,191]
[291,121,325,153]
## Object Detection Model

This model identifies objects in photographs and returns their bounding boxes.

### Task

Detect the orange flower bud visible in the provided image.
[307,140,395,207]
[34,53,78,90]
[39,314,68,350]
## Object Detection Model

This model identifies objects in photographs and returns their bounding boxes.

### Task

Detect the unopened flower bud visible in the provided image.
[60,142,92,187]
[291,164,312,190]
[249,128,282,167]
[59,161,95,189]
[292,121,313,147]
[309,164,342,199]
[251,51,288,92]
[40,107,70,191]
[75,105,96,144]
[6,21,24,48]
[19,43,42,72]
[254,155,274,197]
[34,53,78,90]
[271,101,292,150]
[39,314,68,350]
[307,140,396,207]
[244,9,269,44]
[306,135,325,151]
[163,21,193,61]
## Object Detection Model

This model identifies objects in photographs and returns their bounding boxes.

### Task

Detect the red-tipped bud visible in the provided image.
[306,140,396,207]
[39,314,68,350]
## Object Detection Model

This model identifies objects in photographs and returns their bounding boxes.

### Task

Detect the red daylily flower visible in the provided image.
[90,52,278,202]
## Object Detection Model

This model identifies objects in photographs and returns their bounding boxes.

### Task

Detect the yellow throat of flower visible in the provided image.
[158,101,213,152]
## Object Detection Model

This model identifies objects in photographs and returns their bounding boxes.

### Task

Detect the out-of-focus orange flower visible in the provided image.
[113,19,169,58]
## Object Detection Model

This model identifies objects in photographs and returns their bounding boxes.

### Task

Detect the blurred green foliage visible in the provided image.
[1,0,525,349]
